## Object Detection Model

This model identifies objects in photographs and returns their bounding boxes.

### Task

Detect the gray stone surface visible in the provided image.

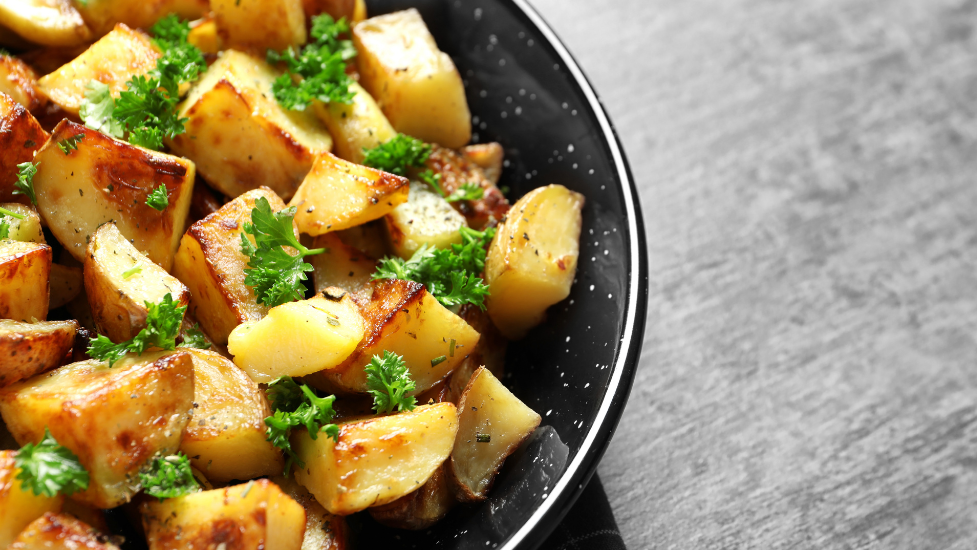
[529,0,977,547]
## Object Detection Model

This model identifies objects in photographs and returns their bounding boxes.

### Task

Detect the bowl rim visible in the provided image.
[495,1,649,548]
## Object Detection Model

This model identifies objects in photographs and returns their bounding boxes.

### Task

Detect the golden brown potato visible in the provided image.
[302,0,355,20]
[73,0,209,38]
[369,461,454,530]
[273,475,349,550]
[0,450,64,549]
[449,367,540,502]
[186,17,220,55]
[0,204,44,243]
[0,0,91,47]
[180,349,283,483]
[311,81,397,165]
[49,263,83,310]
[289,153,409,236]
[0,351,195,508]
[85,223,190,343]
[460,142,504,186]
[36,24,159,115]
[8,512,120,550]
[353,9,471,148]
[292,402,458,516]
[0,55,45,112]
[173,188,287,345]
[33,120,196,271]
[352,0,366,22]
[425,144,510,230]
[60,499,109,533]
[384,181,467,259]
[310,233,377,300]
[0,319,77,388]
[0,240,51,322]
[305,279,480,396]
[0,94,48,204]
[170,51,333,202]
[212,0,306,54]
[141,479,306,550]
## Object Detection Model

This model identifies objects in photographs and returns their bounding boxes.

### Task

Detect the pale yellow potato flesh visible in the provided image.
[0,204,44,243]
[0,450,64,549]
[212,0,306,53]
[292,402,458,516]
[8,512,119,550]
[228,294,365,383]
[310,233,378,300]
[273,474,350,550]
[0,351,195,509]
[73,0,209,38]
[0,94,47,204]
[0,319,76,389]
[311,81,397,165]
[0,56,45,112]
[0,240,51,322]
[0,0,91,47]
[485,184,584,339]
[186,18,220,55]
[384,181,466,259]
[141,479,306,550]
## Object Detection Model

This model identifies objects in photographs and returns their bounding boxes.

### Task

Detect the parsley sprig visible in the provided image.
[0,206,24,240]
[240,197,324,307]
[365,351,417,414]
[267,14,356,110]
[15,428,89,497]
[264,376,339,475]
[146,184,168,211]
[87,293,186,367]
[58,134,84,154]
[446,182,485,203]
[362,133,431,176]
[178,323,211,350]
[140,454,199,500]
[13,162,37,205]
[374,226,495,309]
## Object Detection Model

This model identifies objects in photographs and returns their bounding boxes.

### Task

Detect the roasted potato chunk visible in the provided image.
[0,204,44,243]
[0,319,77,388]
[0,351,195,508]
[180,349,283,483]
[228,294,365,383]
[212,0,306,53]
[169,50,332,202]
[0,450,64,548]
[353,9,471,148]
[173,188,287,345]
[448,305,507,403]
[369,461,454,530]
[0,94,47,204]
[33,121,195,271]
[426,144,510,230]
[384,181,466,259]
[186,17,221,55]
[310,233,377,300]
[0,55,45,112]
[274,475,349,550]
[289,153,409,236]
[293,402,458,515]
[8,512,119,550]
[449,367,540,502]
[141,479,306,550]
[0,0,91,47]
[460,142,504,185]
[311,81,397,165]
[36,24,159,115]
[305,279,480,395]
[73,0,209,38]
[485,184,583,339]
[334,220,388,260]
[85,223,190,343]
[0,240,51,322]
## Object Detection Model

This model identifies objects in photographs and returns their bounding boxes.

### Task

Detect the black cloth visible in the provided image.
[538,474,627,550]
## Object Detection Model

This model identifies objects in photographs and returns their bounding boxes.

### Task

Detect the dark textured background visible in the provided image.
[530,0,977,547]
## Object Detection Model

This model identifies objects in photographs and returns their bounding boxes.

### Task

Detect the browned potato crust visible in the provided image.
[0,93,48,204]
[0,56,46,112]
[8,512,120,550]
[0,240,51,322]
[369,462,455,530]
[460,142,504,186]
[0,319,77,388]
[425,144,510,230]
[302,0,356,20]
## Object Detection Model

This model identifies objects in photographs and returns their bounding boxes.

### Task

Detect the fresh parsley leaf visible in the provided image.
[58,134,84,155]
[122,265,142,279]
[419,169,445,196]
[150,14,192,47]
[266,375,306,412]
[264,376,339,475]
[13,161,37,205]
[0,218,8,240]
[365,351,416,414]
[266,14,356,111]
[15,428,89,497]
[140,454,199,500]
[146,184,168,211]
[87,293,186,367]
[113,75,186,151]
[79,80,124,138]
[362,133,431,176]
[240,197,324,307]
[446,182,485,203]
[177,323,211,350]
[0,205,25,221]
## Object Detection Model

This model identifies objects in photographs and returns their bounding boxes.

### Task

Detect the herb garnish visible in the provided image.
[146,184,168,211]
[13,161,37,205]
[0,206,24,240]
[140,454,199,500]
[178,323,211,350]
[266,14,357,110]
[58,134,85,154]
[87,293,186,367]
[263,376,339,475]
[446,182,485,203]
[364,351,417,414]
[15,428,89,497]
[79,81,124,138]
[362,133,431,176]
[122,265,142,279]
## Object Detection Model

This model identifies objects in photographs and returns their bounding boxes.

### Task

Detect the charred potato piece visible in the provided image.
[0,240,51,322]
[73,0,209,38]
[310,233,377,300]
[141,479,306,550]
[36,24,158,115]
[180,349,283,483]
[85,223,190,343]
[460,143,504,186]
[0,94,47,204]
[169,50,333,202]
[173,188,287,345]
[425,144,510,230]
[0,0,91,47]
[33,121,195,271]
[292,402,458,515]
[0,55,45,112]
[311,81,396,165]
[353,9,471,148]
[0,204,44,243]
[0,450,64,548]
[289,153,409,236]
[0,351,195,509]
[384,181,466,259]
[369,461,454,530]
[212,0,306,53]
[274,475,350,550]
[485,184,583,339]
[449,367,541,502]
[8,512,119,550]
[0,319,77,388]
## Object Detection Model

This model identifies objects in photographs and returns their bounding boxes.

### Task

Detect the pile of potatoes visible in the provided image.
[0,1,584,549]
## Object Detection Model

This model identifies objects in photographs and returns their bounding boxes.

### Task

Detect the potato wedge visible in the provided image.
[273,475,349,550]
[461,142,504,185]
[289,153,409,236]
[187,17,221,55]
[0,240,51,322]
[369,461,454,530]
[0,450,64,549]
[0,319,76,388]
[8,512,119,550]
[0,0,91,47]
[169,50,332,202]
[180,349,283,483]
[0,55,45,112]
[36,24,159,115]
[0,351,195,508]
[49,263,83,310]
[73,0,209,38]
[173,188,287,345]
[33,120,196,271]
[310,233,377,300]
[485,184,583,339]
[85,223,190,343]
[353,9,471,148]
[304,279,479,395]
[0,94,48,204]
[384,181,466,259]
[448,305,507,403]
[0,204,44,243]
[292,402,458,515]
[311,81,396,165]
[212,0,306,53]
[141,479,306,550]
[426,144,510,230]
[449,367,540,502]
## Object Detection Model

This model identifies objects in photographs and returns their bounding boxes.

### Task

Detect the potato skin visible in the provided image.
[273,475,350,550]
[369,461,455,530]
[0,319,77,389]
[425,144,510,230]
[0,56,45,113]
[0,451,64,549]
[0,240,51,322]
[0,93,48,204]
[8,512,120,550]
[460,142,504,185]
